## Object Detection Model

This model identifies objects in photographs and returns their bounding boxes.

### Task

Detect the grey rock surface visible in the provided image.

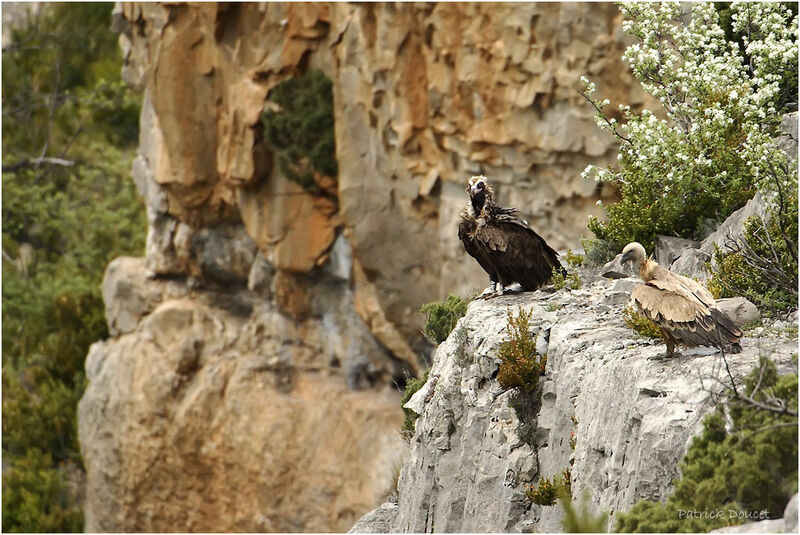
[784,493,798,534]
[669,247,711,280]
[669,192,772,281]
[601,253,634,279]
[349,502,400,533]
[710,492,798,535]
[351,278,797,533]
[715,297,761,327]
[778,111,798,166]
[655,236,701,269]
[711,519,784,533]
[102,257,188,335]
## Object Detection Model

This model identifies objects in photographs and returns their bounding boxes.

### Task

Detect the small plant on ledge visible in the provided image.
[526,469,572,506]
[497,307,546,393]
[551,266,582,291]
[400,370,429,441]
[622,306,663,340]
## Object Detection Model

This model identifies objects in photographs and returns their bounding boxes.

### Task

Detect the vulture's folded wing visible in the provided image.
[645,265,716,307]
[474,225,509,252]
[632,284,712,324]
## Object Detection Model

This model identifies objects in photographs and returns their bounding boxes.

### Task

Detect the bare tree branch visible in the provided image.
[2,157,76,172]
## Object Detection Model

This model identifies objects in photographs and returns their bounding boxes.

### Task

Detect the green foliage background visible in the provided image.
[2,3,145,531]
[586,2,798,269]
[261,70,338,192]
[420,294,468,344]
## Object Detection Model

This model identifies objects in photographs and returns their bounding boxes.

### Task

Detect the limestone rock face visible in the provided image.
[81,2,659,532]
[351,276,797,533]
[115,1,651,345]
[80,258,407,533]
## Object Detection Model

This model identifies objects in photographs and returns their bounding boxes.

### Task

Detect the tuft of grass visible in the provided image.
[622,306,663,340]
[552,267,582,291]
[420,294,468,344]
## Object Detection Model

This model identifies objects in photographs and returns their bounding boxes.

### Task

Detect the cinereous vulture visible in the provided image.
[458,176,564,298]
[621,242,742,357]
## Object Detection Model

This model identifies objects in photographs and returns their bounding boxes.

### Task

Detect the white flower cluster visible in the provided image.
[582,1,797,193]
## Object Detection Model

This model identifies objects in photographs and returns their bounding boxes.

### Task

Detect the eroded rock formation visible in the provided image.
[350,275,798,533]
[80,2,657,531]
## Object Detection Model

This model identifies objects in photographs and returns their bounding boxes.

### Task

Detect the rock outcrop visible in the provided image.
[79,3,658,531]
[80,257,408,532]
[350,274,797,533]
[114,1,652,351]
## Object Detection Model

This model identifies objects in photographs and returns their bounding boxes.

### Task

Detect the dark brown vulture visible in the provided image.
[621,242,742,357]
[458,175,564,298]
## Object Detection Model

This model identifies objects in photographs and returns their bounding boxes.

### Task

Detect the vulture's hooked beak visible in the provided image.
[621,250,634,264]
[470,182,485,196]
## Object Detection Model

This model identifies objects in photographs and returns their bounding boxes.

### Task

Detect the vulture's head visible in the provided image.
[621,242,647,272]
[466,175,493,211]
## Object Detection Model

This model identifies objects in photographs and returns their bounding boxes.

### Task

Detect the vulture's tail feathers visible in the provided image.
[711,308,743,353]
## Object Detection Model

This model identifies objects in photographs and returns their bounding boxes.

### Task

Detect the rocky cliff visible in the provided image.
[77,2,656,531]
[350,275,798,533]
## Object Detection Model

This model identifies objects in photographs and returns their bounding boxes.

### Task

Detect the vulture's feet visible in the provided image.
[476,282,503,300]
[503,283,524,294]
[649,351,682,360]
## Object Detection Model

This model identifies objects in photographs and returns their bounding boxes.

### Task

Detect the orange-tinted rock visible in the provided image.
[84,3,658,532]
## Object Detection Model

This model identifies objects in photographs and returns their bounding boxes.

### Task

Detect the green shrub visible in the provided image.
[709,194,798,315]
[582,2,798,254]
[622,306,663,340]
[497,307,545,393]
[527,470,571,506]
[400,370,429,441]
[581,237,619,266]
[551,267,582,291]
[497,307,547,446]
[420,294,469,344]
[261,70,338,192]
[565,249,584,268]
[615,358,798,532]
[1,449,83,533]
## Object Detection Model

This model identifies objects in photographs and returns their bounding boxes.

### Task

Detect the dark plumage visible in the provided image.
[458,176,564,298]
[621,242,743,357]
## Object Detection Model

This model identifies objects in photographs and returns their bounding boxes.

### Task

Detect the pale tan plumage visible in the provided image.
[621,242,742,357]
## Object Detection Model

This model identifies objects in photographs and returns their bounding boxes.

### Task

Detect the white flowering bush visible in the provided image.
[582,2,797,256]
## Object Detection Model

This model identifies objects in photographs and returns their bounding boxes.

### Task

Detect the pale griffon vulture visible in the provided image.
[621,242,742,357]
